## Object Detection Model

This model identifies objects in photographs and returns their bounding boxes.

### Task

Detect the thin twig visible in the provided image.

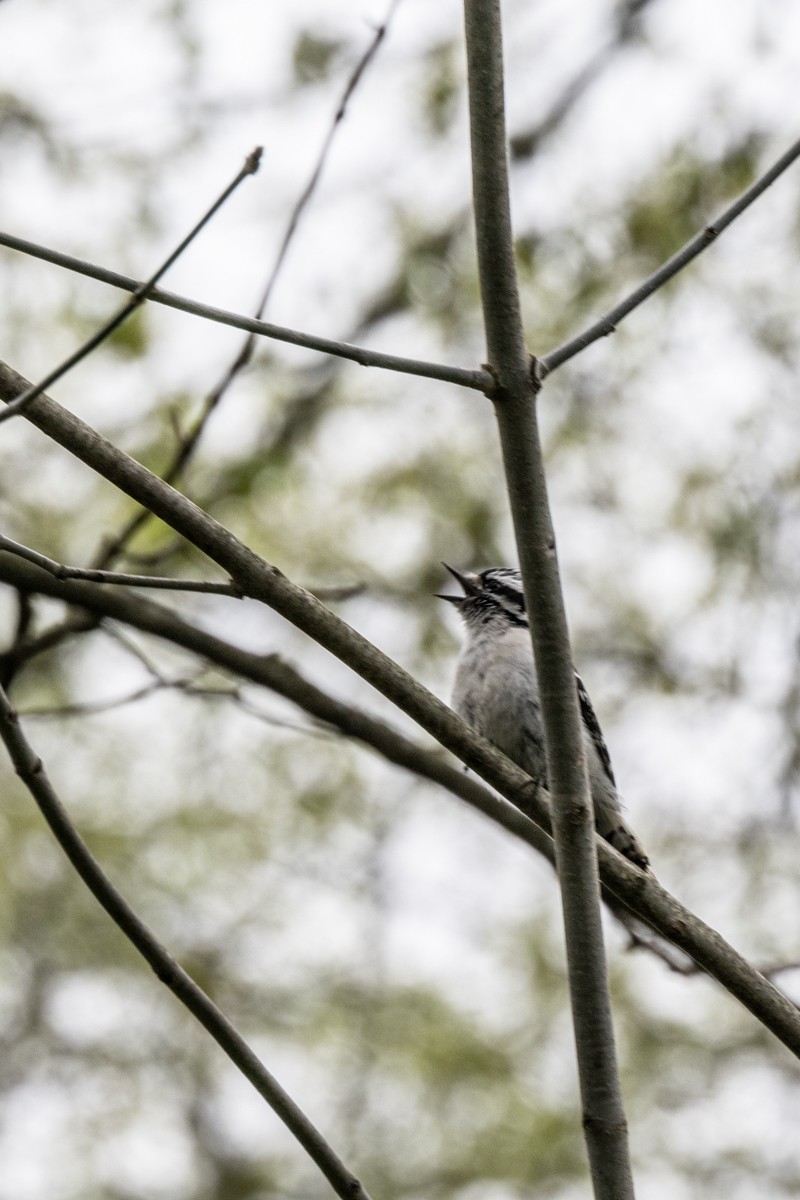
[22,673,332,737]
[0,682,374,1200]
[510,0,656,162]
[22,623,333,737]
[0,230,489,392]
[93,0,403,571]
[3,366,800,1060]
[540,134,800,376]
[463,3,634,1196]
[102,622,173,680]
[0,533,241,597]
[22,678,167,718]
[258,0,402,322]
[0,149,262,428]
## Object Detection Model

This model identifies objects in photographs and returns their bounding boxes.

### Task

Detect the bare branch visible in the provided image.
[22,673,331,737]
[94,1,402,571]
[22,678,167,718]
[0,230,490,392]
[540,134,800,376]
[101,621,183,680]
[509,0,657,163]
[2,367,800,1061]
[0,533,241,597]
[0,681,375,1200]
[22,625,333,736]
[463,3,633,1195]
[0,149,262,427]
[261,0,403,320]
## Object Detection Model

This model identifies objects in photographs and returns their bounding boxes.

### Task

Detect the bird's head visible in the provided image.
[438,564,528,630]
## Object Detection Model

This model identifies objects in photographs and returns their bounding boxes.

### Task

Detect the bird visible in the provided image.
[439,564,649,871]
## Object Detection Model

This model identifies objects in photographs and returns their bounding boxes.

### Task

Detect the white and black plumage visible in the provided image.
[440,565,649,871]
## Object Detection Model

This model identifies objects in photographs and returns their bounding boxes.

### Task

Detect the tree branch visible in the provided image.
[0,532,241,597]
[540,134,800,376]
[0,681,374,1200]
[509,0,657,163]
[463,3,633,1195]
[0,149,262,427]
[0,230,490,392]
[91,0,401,573]
[2,366,800,1062]
[262,0,403,320]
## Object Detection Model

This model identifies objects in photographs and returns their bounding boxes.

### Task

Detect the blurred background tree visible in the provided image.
[2,0,800,1197]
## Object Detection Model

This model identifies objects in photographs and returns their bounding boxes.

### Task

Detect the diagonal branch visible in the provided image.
[2,364,800,1060]
[540,133,800,376]
[0,230,489,392]
[0,149,262,427]
[462,3,633,1196]
[0,681,374,1200]
[260,0,403,320]
[510,0,658,163]
[93,0,402,571]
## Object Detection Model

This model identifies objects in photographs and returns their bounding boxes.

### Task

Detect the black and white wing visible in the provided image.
[574,669,616,787]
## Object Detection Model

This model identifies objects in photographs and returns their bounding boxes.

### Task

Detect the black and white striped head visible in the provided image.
[439,565,528,630]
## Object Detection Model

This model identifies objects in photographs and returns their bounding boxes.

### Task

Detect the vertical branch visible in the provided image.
[462,2,635,1196]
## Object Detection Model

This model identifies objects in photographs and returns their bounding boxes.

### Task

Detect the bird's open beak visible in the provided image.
[436,563,481,603]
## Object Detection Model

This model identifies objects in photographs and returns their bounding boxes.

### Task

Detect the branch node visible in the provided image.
[480,362,502,401]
